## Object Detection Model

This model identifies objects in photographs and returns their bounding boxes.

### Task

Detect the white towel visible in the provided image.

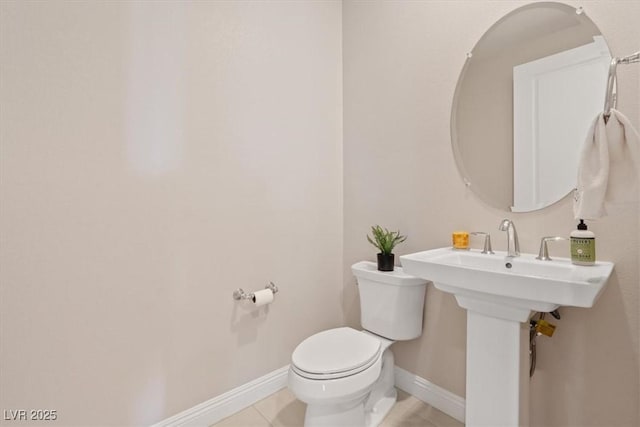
[574,108,640,220]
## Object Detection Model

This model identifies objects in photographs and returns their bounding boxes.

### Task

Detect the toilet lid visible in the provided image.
[291,327,381,379]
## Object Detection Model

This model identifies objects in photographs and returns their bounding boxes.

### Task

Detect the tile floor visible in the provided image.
[211,388,464,427]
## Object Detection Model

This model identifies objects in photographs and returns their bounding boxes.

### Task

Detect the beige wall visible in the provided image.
[0,1,342,425]
[2,1,639,426]
[344,1,639,426]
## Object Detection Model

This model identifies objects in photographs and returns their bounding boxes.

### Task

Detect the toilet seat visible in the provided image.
[291,327,382,380]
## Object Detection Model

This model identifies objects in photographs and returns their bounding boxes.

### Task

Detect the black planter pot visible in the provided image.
[377,253,395,271]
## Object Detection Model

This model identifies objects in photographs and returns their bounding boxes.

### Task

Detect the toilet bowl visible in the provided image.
[288,262,427,427]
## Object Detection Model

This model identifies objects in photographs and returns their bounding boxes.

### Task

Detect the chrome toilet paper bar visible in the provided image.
[232,281,279,301]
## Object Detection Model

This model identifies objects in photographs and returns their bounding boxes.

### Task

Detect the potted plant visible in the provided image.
[366,225,407,271]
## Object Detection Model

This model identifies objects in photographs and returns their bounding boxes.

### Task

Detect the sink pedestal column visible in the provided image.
[457,296,530,427]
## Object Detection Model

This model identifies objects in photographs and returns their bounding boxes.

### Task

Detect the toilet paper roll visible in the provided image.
[251,289,274,307]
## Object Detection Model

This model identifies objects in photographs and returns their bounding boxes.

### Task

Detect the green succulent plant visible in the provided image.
[366,225,407,255]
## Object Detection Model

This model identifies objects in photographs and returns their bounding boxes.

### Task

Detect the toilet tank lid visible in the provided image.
[291,327,381,375]
[351,261,427,286]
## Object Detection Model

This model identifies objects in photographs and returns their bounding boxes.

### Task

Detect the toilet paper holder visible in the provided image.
[233,282,279,301]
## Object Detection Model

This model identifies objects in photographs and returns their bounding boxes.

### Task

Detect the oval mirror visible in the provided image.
[451,2,611,212]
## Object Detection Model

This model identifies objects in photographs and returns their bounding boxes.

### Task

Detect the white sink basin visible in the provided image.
[400,247,614,315]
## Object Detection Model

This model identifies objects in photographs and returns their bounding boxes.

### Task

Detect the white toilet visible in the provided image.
[287,261,428,427]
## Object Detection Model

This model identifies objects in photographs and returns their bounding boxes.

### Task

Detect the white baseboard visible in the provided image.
[152,366,289,427]
[394,366,466,424]
[152,365,465,427]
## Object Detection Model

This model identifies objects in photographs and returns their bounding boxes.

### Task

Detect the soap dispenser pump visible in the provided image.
[570,219,596,265]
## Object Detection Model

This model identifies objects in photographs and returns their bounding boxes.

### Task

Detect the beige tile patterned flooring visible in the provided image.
[211,388,464,427]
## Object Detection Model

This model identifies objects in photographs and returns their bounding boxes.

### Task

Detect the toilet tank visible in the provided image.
[352,261,427,341]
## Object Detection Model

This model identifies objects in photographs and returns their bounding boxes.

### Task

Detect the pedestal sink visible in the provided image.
[400,247,614,427]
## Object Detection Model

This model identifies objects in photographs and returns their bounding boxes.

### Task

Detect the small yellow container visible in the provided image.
[452,231,469,249]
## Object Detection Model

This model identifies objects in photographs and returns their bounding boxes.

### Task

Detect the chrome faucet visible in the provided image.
[498,219,520,257]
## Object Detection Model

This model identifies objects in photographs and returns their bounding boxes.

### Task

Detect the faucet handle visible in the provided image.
[470,232,495,254]
[536,236,568,261]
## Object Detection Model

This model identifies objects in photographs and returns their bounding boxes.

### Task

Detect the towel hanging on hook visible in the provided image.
[575,48,640,220]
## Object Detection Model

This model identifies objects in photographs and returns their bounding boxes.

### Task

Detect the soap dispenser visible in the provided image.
[570,219,595,265]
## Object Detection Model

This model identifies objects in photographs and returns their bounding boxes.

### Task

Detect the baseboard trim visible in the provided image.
[153,365,464,426]
[394,366,466,424]
[152,366,289,427]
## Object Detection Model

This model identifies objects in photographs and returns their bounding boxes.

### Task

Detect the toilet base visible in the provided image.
[364,349,397,427]
[365,388,397,427]
[301,348,397,427]
[304,395,368,427]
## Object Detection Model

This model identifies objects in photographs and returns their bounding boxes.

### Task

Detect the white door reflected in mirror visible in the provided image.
[513,36,610,212]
